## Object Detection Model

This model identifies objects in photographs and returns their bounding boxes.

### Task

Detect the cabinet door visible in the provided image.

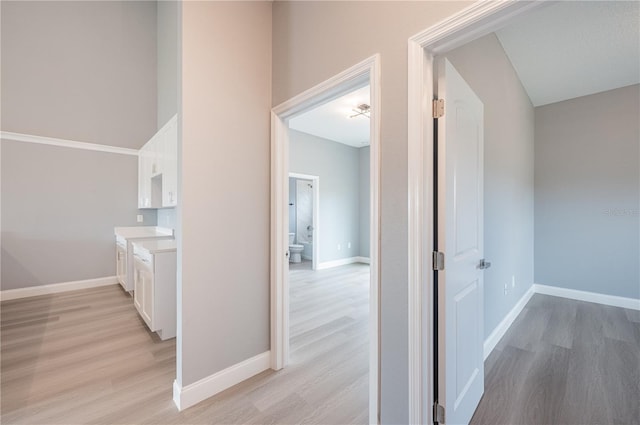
[141,265,154,328]
[133,263,143,312]
[138,146,152,208]
[162,116,178,207]
[116,245,127,287]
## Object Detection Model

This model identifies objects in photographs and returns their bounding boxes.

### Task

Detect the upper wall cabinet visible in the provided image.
[138,115,178,208]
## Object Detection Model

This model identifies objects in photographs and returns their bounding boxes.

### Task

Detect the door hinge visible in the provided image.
[433,401,445,424]
[432,251,445,271]
[433,99,445,118]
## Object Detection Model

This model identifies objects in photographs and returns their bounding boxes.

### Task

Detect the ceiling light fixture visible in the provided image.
[349,103,371,119]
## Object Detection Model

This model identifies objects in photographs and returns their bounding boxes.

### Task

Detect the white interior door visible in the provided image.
[436,58,485,425]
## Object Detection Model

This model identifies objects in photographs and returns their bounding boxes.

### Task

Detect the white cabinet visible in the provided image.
[114,227,174,293]
[162,118,178,207]
[116,242,127,287]
[138,114,178,209]
[132,240,177,340]
[134,256,154,326]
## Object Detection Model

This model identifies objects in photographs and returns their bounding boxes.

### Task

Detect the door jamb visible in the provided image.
[271,55,381,424]
[288,172,320,270]
[406,2,548,423]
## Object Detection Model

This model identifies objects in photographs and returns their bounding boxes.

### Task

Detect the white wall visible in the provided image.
[272,2,471,421]
[179,1,272,387]
[445,33,535,340]
[535,84,640,299]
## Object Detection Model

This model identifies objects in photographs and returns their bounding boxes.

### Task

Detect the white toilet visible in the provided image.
[288,233,304,263]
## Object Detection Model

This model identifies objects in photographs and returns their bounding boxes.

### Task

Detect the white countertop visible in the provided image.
[132,239,177,254]
[114,226,174,239]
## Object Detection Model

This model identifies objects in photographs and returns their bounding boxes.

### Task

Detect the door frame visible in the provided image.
[271,55,381,423]
[288,172,320,270]
[406,2,548,423]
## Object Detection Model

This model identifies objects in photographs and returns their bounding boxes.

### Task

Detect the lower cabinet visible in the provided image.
[116,243,127,288]
[132,243,176,340]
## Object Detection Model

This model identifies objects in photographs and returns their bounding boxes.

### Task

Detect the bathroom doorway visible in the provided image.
[288,172,319,270]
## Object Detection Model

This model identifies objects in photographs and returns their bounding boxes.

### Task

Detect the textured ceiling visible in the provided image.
[289,86,370,148]
[495,1,640,107]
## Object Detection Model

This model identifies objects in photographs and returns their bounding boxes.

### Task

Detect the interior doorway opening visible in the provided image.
[271,55,380,423]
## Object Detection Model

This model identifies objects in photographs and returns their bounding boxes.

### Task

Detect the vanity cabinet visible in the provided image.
[132,240,177,340]
[138,114,178,208]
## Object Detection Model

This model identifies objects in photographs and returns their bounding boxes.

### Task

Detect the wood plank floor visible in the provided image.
[470,294,640,425]
[1,262,370,424]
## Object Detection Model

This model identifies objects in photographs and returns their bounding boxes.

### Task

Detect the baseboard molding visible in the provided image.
[483,285,535,360]
[317,256,370,270]
[534,283,640,311]
[0,276,118,301]
[173,351,270,411]
[1,131,139,156]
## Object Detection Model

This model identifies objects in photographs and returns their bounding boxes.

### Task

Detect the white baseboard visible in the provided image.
[0,276,118,301]
[534,283,640,311]
[317,256,370,270]
[173,351,270,411]
[483,285,535,360]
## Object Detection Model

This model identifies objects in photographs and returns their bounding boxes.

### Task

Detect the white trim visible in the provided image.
[316,256,370,270]
[534,284,640,311]
[172,351,270,411]
[289,172,320,271]
[407,2,549,423]
[271,54,381,424]
[483,285,535,360]
[0,276,118,301]
[0,131,139,156]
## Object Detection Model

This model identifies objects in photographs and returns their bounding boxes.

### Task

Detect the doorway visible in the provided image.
[406,2,547,423]
[288,172,319,270]
[271,55,380,423]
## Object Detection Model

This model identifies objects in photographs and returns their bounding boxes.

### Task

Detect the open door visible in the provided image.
[435,58,485,425]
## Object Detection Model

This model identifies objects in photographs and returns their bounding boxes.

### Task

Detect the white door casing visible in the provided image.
[436,58,485,425]
[271,55,380,423]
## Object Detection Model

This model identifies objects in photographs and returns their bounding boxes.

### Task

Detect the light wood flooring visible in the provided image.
[1,262,370,424]
[470,294,640,425]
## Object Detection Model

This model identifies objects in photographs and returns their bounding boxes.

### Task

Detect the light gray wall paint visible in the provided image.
[535,84,640,299]
[272,2,470,420]
[0,1,159,290]
[446,33,535,339]
[290,130,362,263]
[359,146,371,258]
[179,1,271,387]
[1,1,157,149]
[1,140,156,290]
[157,0,178,129]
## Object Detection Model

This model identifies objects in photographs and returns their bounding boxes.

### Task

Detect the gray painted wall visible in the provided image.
[1,1,157,149]
[1,1,159,290]
[290,130,367,263]
[179,1,272,387]
[1,141,156,290]
[158,0,179,129]
[535,84,640,299]
[446,33,535,340]
[157,208,177,231]
[359,146,371,258]
[272,2,470,420]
